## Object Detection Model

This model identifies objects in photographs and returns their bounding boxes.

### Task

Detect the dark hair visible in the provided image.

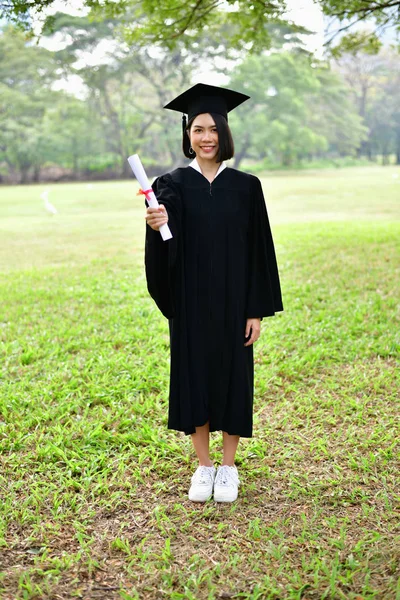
[182,112,235,162]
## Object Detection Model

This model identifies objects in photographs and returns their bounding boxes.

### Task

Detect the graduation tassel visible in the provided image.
[182,114,187,135]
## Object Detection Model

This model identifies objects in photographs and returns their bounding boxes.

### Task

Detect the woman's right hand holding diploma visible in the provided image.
[145,204,169,231]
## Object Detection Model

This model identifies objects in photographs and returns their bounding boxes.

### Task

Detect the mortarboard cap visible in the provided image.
[164,83,250,126]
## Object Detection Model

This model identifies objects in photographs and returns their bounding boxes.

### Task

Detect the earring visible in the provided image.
[189,146,195,155]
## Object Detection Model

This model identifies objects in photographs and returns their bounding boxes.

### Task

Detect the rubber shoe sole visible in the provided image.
[188,488,213,502]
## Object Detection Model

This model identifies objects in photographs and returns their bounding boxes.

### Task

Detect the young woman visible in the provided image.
[144,83,283,503]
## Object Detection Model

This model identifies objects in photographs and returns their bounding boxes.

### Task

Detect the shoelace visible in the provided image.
[216,466,238,487]
[193,466,214,485]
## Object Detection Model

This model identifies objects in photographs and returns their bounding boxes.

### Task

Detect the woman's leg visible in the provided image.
[188,422,215,501]
[222,432,240,466]
[214,432,241,502]
[191,422,213,466]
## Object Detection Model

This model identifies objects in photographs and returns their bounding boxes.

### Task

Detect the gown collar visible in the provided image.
[189,157,226,180]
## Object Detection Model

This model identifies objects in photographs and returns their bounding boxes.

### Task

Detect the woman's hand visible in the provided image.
[145,204,169,231]
[244,318,261,347]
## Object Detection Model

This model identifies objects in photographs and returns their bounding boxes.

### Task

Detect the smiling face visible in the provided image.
[189,113,220,163]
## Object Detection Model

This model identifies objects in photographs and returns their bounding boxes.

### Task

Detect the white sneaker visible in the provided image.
[213,465,240,503]
[188,465,216,502]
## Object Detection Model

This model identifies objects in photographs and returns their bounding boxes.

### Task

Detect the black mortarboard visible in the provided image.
[164,83,250,133]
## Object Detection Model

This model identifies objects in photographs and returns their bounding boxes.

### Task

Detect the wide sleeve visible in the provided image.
[245,176,283,319]
[144,173,181,319]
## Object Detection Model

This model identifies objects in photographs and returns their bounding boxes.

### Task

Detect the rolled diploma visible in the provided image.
[127,154,173,241]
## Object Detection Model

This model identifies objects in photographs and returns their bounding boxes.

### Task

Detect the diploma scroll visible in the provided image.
[127,154,173,241]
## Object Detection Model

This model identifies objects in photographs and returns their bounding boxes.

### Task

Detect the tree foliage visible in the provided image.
[335,48,400,162]
[1,0,399,53]
[0,15,398,183]
[322,0,400,25]
[0,26,58,181]
[0,25,105,182]
[228,51,367,167]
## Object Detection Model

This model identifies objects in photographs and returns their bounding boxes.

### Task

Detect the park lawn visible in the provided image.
[0,165,399,599]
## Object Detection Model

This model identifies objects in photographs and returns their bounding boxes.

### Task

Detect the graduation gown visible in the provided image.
[144,166,283,437]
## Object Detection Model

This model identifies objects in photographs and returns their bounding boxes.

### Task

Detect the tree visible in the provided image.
[364,52,400,163]
[304,65,368,159]
[0,25,106,182]
[41,12,238,173]
[40,97,107,177]
[335,47,400,162]
[0,26,60,182]
[1,0,399,53]
[226,51,366,169]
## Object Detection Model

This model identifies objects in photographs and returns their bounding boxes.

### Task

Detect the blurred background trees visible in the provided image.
[0,1,399,182]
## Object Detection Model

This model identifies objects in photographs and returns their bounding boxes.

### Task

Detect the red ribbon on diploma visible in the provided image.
[137,188,153,201]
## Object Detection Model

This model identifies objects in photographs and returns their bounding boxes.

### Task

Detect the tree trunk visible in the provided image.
[101,84,126,177]
[233,148,248,170]
[381,146,389,165]
[73,153,79,179]
[19,164,31,184]
[359,83,368,119]
[233,134,250,170]
[32,165,41,182]
[282,149,293,167]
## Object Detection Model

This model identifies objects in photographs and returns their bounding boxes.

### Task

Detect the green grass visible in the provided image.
[0,166,399,599]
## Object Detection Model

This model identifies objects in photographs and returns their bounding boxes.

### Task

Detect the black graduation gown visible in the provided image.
[144,166,283,437]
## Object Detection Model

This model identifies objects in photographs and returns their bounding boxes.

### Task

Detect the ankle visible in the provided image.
[199,461,213,467]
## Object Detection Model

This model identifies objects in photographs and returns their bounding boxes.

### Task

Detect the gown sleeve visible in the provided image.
[245,176,284,320]
[144,173,181,319]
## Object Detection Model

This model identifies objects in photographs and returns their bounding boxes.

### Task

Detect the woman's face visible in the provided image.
[189,113,219,162]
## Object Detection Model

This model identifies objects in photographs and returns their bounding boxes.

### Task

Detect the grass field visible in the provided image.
[0,165,399,599]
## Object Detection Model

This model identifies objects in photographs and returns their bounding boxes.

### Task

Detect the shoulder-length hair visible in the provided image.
[182,112,235,162]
